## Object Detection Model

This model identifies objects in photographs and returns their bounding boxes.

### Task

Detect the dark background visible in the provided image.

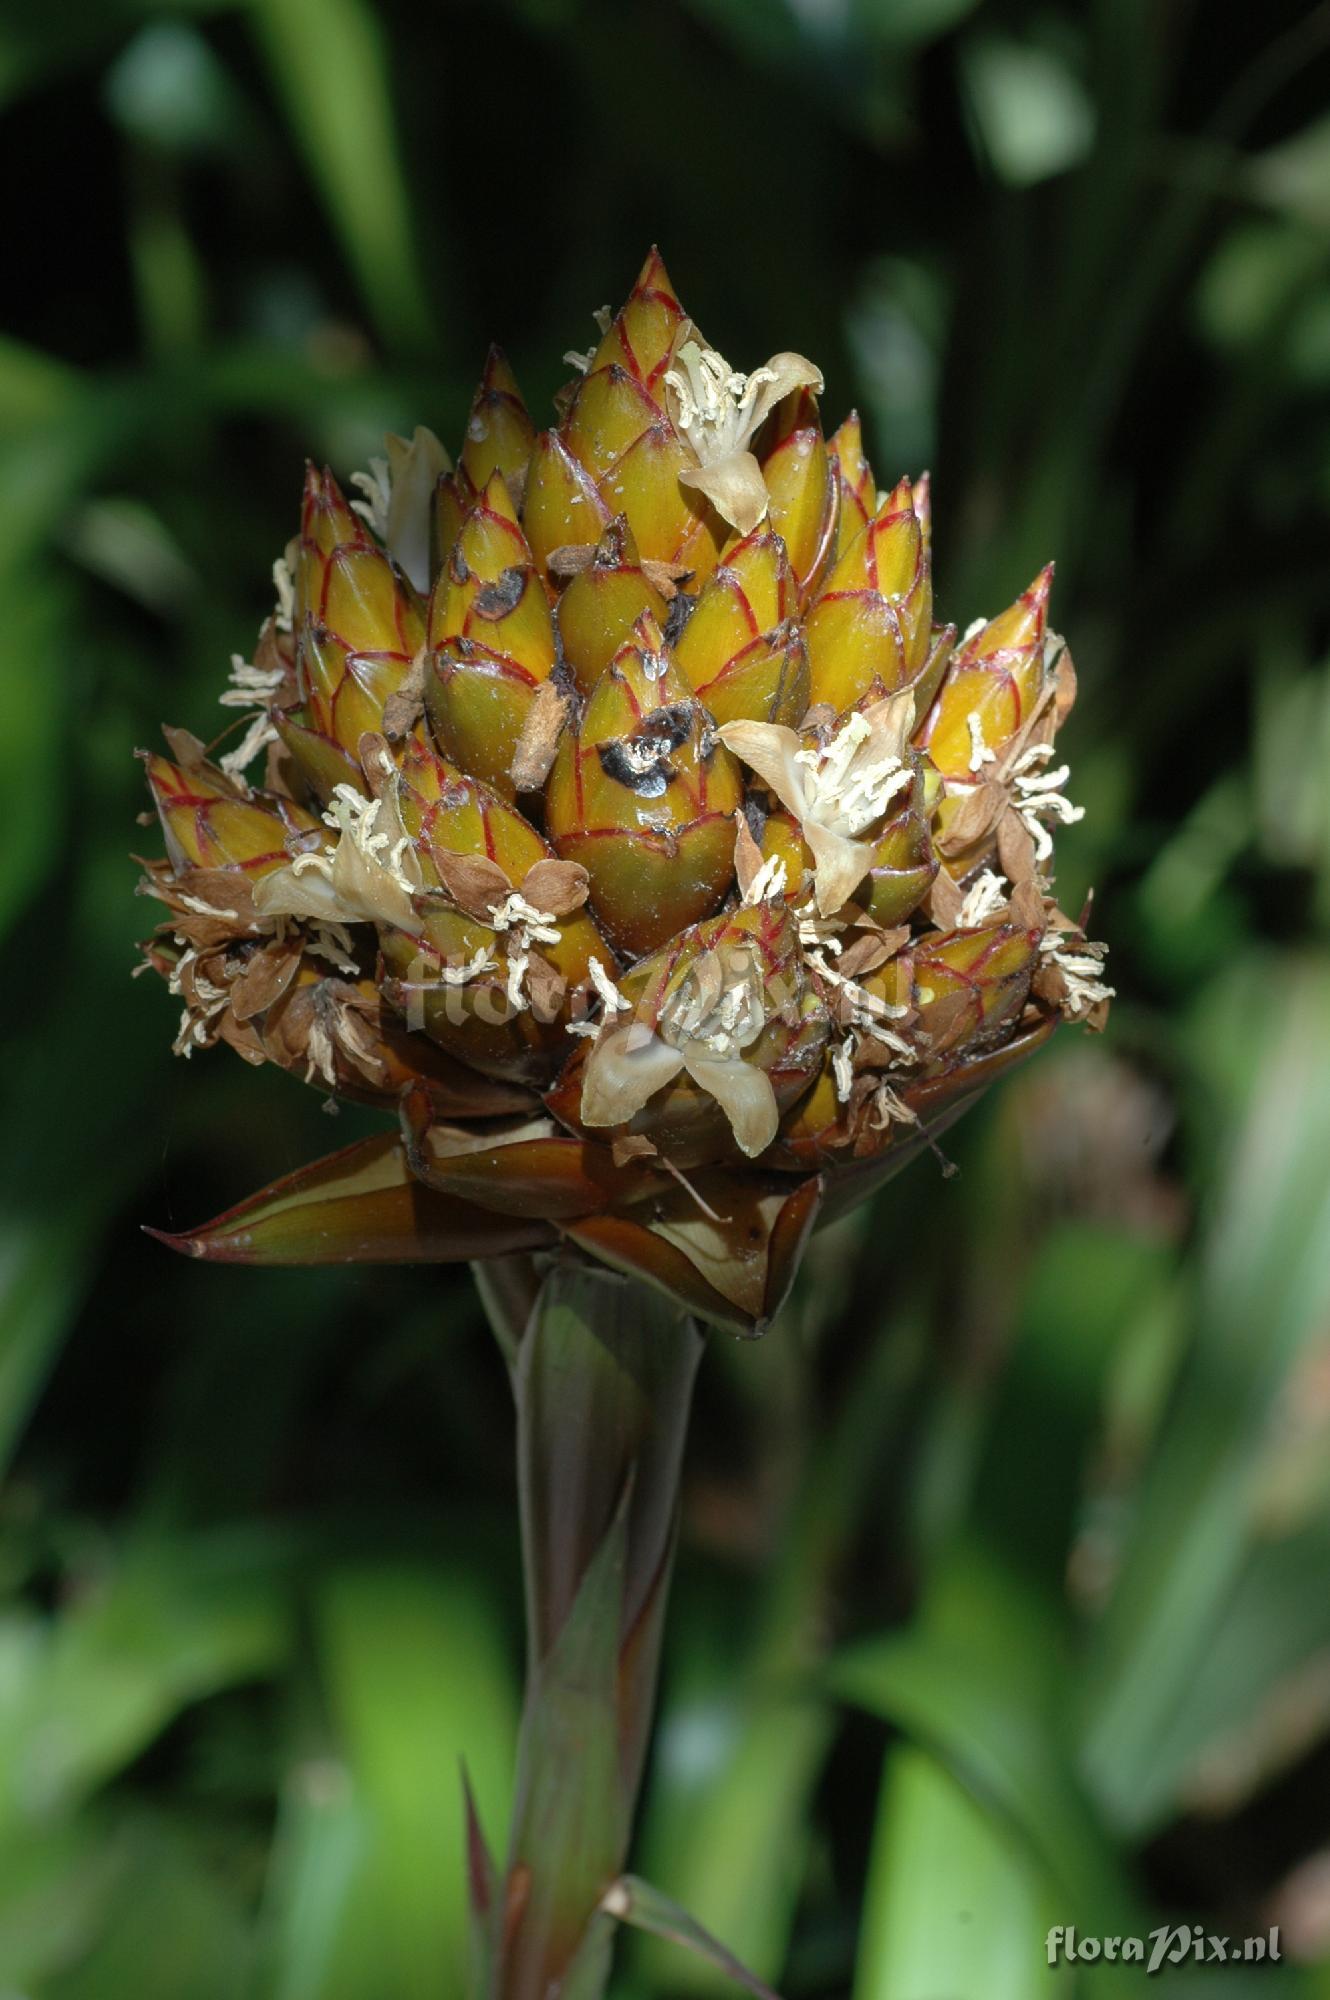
[3,1,1330,1993]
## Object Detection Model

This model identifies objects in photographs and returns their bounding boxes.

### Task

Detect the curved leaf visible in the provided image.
[145,1132,555,1264]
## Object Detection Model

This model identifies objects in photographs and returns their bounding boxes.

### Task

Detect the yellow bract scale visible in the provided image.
[563,365,662,483]
[858,767,938,928]
[761,416,838,597]
[759,809,808,889]
[920,565,1052,780]
[545,618,742,957]
[298,628,402,756]
[319,547,416,656]
[675,528,793,682]
[144,753,321,875]
[804,477,936,716]
[910,920,1041,1047]
[458,347,535,496]
[430,558,553,685]
[522,431,609,580]
[580,247,686,392]
[425,474,555,795]
[675,530,809,726]
[602,421,725,580]
[555,520,667,698]
[828,412,877,557]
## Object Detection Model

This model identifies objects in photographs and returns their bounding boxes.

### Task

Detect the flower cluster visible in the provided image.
[137,250,1109,1332]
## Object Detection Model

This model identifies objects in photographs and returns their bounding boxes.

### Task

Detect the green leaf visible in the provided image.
[0,569,68,939]
[853,1745,1060,2000]
[961,36,1096,187]
[606,1874,783,1999]
[248,0,434,353]
[266,1565,518,2000]
[835,1609,1136,1933]
[0,1535,288,1833]
[1079,961,1330,1832]
[0,1210,97,1479]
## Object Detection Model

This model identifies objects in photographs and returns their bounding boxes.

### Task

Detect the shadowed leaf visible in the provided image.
[145,1133,556,1264]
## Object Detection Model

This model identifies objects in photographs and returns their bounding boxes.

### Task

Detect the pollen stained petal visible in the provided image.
[580,1024,687,1130]
[679,1050,779,1159]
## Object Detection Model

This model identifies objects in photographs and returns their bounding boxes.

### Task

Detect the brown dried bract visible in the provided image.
[510,679,573,792]
[431,848,514,921]
[520,858,590,917]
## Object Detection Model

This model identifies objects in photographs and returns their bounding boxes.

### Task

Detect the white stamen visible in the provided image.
[220,653,284,706]
[795,711,914,838]
[868,1081,918,1128]
[177,893,240,921]
[305,920,359,974]
[487,893,562,1012]
[966,710,996,774]
[304,1019,338,1088]
[218,651,285,777]
[220,708,280,778]
[272,556,295,633]
[564,305,614,375]
[663,341,780,466]
[350,457,392,542]
[1010,744,1085,864]
[741,853,788,907]
[437,947,496,987]
[799,917,913,1054]
[590,956,631,1013]
[662,946,766,1061]
[958,869,1009,927]
[832,1032,857,1103]
[1041,932,1115,1017]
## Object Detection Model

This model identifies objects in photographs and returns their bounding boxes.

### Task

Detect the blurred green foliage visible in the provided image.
[3,0,1330,1993]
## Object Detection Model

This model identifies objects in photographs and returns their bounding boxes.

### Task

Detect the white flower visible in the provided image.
[350,427,451,594]
[580,938,780,1159]
[720,693,916,916]
[253,781,423,934]
[662,338,823,536]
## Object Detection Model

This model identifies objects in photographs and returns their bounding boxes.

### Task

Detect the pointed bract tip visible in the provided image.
[142,1222,209,1260]
[632,245,680,305]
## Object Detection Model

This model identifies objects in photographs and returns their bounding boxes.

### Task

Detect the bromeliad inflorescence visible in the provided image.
[136,249,1110,1334]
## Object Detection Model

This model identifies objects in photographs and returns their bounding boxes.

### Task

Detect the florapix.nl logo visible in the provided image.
[1047,1926,1281,1973]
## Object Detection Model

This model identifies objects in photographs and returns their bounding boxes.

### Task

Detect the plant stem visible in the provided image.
[473,1255,704,2000]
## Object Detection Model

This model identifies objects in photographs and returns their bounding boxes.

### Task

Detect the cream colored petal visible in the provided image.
[384,427,451,593]
[329,836,419,932]
[716,719,808,820]
[744,351,824,439]
[680,450,771,536]
[803,817,873,917]
[252,864,345,926]
[680,1048,780,1159]
[580,1023,686,1129]
[859,689,916,762]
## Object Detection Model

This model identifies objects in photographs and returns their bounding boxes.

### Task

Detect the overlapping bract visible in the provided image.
[137,250,1109,1334]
